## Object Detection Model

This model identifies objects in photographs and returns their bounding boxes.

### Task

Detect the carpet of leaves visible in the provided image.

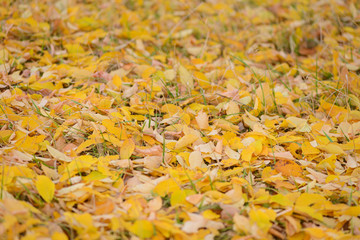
[1,0,360,239]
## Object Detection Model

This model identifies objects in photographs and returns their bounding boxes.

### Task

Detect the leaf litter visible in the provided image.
[0,0,360,239]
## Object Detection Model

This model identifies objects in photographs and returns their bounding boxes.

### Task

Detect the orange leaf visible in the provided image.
[274,159,302,177]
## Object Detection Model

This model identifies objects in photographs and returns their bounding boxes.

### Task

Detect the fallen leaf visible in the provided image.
[178,65,194,90]
[35,175,55,203]
[120,138,135,159]
[275,159,302,177]
[175,134,198,150]
[47,145,72,162]
[188,150,204,169]
[129,220,155,238]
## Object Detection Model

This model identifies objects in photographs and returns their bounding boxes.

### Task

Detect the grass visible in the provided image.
[1,0,359,239]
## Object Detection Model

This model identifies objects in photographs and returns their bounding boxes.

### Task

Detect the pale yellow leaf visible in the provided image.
[120,138,135,159]
[179,65,194,90]
[317,143,345,155]
[164,69,176,81]
[144,156,162,169]
[175,134,198,150]
[195,111,209,129]
[47,145,72,162]
[189,150,203,169]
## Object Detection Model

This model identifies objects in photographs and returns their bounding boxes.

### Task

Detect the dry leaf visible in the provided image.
[178,65,194,90]
[120,139,135,160]
[1,1,359,239]
[189,150,204,169]
[35,175,55,203]
[275,159,302,177]
[195,111,209,129]
[175,134,198,150]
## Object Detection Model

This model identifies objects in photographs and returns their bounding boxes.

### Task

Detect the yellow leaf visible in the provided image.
[193,71,210,88]
[66,155,97,176]
[286,116,311,132]
[73,212,94,228]
[35,175,55,203]
[317,155,336,171]
[270,194,293,207]
[202,209,220,220]
[253,140,263,155]
[325,174,340,183]
[304,227,326,238]
[170,189,187,206]
[179,65,194,90]
[296,193,326,207]
[317,143,345,155]
[153,220,185,238]
[161,103,183,115]
[3,214,17,229]
[249,209,274,232]
[274,63,290,73]
[64,43,85,54]
[241,146,254,162]
[52,232,69,240]
[29,81,57,91]
[342,137,360,150]
[256,82,274,110]
[154,178,180,197]
[129,220,154,238]
[222,158,240,168]
[229,137,244,150]
[294,193,325,221]
[0,130,12,143]
[76,139,96,154]
[102,119,124,138]
[97,98,113,109]
[226,101,240,115]
[342,206,360,216]
[102,133,122,147]
[120,138,135,159]
[111,217,121,231]
[180,113,191,125]
[175,134,198,150]
[141,66,156,79]
[84,171,107,181]
[213,119,239,132]
[15,135,45,154]
[350,110,360,120]
[320,99,347,118]
[111,74,122,89]
[301,141,320,155]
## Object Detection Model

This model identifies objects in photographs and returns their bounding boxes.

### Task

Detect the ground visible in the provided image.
[0,0,360,239]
